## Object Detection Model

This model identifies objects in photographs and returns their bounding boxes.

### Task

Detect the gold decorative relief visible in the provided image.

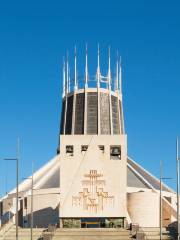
[72,170,114,213]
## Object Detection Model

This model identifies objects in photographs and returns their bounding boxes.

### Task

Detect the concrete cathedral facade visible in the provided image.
[0,47,178,229]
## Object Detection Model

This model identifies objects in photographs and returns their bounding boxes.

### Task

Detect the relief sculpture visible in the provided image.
[72,170,114,213]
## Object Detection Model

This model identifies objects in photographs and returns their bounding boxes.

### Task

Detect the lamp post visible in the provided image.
[4,138,20,240]
[176,137,180,240]
[159,161,172,240]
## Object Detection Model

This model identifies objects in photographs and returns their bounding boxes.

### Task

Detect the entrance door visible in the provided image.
[81,218,105,228]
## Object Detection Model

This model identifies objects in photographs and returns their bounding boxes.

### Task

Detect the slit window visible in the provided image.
[24,197,27,209]
[0,201,3,216]
[110,146,121,160]
[99,145,105,153]
[66,145,74,156]
[81,145,88,153]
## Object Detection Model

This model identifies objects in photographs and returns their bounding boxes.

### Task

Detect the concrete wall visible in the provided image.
[60,134,127,219]
[23,188,60,228]
[127,191,160,227]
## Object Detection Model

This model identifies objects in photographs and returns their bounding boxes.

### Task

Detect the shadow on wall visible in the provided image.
[167,221,178,239]
[1,211,14,225]
[26,206,59,228]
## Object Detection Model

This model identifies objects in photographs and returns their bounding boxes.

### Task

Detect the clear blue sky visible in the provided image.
[0,0,180,194]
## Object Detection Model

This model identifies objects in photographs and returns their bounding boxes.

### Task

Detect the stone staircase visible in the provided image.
[1,226,174,240]
[2,225,44,240]
[51,228,132,240]
[136,227,174,240]
[0,221,14,240]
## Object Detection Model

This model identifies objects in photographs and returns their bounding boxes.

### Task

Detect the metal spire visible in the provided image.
[74,46,77,90]
[62,58,66,97]
[116,51,119,91]
[97,44,100,87]
[85,44,88,88]
[119,56,122,94]
[66,52,69,94]
[97,44,101,134]
[68,67,71,93]
[108,46,111,90]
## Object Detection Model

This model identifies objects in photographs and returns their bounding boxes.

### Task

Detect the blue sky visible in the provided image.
[0,0,180,194]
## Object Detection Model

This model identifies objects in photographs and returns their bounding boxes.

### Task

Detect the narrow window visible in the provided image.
[20,199,23,209]
[0,201,3,216]
[66,145,74,156]
[81,145,88,153]
[99,145,105,153]
[110,146,121,160]
[24,197,27,209]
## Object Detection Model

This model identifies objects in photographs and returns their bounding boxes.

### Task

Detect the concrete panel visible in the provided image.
[127,192,159,227]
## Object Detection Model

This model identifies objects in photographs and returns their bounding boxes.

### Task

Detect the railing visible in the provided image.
[67,75,118,93]
[42,224,57,240]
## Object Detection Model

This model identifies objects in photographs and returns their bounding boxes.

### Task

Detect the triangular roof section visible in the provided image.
[127,157,174,193]
[1,155,174,201]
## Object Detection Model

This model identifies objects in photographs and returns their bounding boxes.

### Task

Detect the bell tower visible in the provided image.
[59,46,127,228]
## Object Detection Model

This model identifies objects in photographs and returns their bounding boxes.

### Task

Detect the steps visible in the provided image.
[52,228,131,240]
[3,225,44,240]
[0,221,14,240]
[2,226,174,240]
[136,227,173,240]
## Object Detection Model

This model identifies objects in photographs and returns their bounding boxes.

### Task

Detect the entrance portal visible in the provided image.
[61,218,125,228]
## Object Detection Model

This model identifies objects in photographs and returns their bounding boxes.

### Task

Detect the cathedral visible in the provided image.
[0,47,178,229]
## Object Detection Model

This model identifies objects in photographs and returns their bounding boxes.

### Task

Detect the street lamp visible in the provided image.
[176,137,180,240]
[4,138,20,240]
[159,161,172,240]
